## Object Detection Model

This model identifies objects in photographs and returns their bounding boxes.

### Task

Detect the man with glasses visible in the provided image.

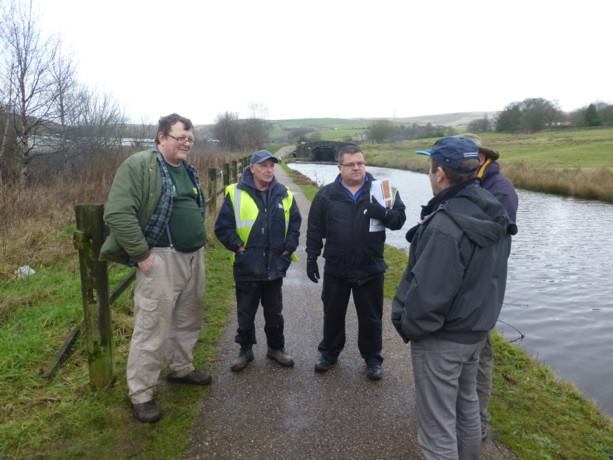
[101,113,211,423]
[306,145,406,380]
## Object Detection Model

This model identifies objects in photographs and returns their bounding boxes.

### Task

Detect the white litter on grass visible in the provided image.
[15,265,36,278]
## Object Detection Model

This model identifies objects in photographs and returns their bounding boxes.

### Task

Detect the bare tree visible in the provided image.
[49,50,77,153]
[0,0,60,184]
[467,115,492,133]
[68,86,126,157]
[242,102,271,149]
[367,119,394,143]
[241,117,271,150]
[213,111,242,150]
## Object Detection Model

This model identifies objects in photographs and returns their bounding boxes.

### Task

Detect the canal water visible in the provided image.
[289,162,613,417]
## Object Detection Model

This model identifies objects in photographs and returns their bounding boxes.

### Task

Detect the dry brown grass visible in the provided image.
[0,148,236,280]
[503,161,613,202]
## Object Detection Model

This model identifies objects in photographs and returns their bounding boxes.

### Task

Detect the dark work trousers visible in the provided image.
[318,272,384,365]
[234,278,285,351]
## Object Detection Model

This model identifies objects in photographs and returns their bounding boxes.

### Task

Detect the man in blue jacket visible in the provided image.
[306,145,406,380]
[215,150,301,372]
[392,137,516,459]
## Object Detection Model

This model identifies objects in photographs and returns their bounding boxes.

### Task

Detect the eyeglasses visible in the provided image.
[167,134,195,145]
[340,161,366,168]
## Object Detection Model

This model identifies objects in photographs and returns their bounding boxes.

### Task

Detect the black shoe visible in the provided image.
[231,348,254,373]
[366,363,383,381]
[167,369,212,385]
[314,356,336,373]
[132,400,161,423]
[266,348,294,367]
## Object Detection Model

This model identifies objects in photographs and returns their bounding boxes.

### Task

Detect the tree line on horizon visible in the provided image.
[364,98,613,144]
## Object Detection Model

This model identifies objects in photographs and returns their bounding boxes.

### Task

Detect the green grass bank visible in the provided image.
[0,236,235,459]
[360,127,613,203]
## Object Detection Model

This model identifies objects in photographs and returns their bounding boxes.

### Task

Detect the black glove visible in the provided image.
[367,196,387,220]
[306,258,320,283]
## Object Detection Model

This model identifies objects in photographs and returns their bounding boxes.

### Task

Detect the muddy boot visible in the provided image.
[266,347,294,367]
[230,347,254,373]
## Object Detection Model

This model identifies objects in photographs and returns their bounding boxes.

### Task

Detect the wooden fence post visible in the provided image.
[223,163,230,187]
[231,160,238,183]
[207,167,217,214]
[73,204,114,388]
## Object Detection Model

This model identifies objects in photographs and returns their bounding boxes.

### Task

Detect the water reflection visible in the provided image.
[289,162,613,417]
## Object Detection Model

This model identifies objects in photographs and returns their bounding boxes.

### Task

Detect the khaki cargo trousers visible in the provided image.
[127,247,205,404]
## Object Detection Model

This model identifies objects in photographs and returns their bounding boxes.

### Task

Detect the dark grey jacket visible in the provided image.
[392,181,516,344]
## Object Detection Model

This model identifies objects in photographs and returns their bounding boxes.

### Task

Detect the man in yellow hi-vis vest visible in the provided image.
[215,150,302,372]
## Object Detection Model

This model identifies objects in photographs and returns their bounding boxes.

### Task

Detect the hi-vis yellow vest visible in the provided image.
[225,184,296,260]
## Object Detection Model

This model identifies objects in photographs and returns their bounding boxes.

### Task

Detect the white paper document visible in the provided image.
[369,179,393,232]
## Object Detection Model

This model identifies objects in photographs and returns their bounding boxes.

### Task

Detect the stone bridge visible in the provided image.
[293,140,357,163]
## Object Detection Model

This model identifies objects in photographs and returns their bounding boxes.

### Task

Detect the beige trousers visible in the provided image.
[127,247,205,404]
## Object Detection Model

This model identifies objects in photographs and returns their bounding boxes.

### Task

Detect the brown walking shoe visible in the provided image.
[132,400,161,423]
[167,369,212,385]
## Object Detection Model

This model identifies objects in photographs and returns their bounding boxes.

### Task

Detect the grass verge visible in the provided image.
[0,237,234,459]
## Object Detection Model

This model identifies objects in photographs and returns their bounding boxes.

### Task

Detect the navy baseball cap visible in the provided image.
[250,150,279,164]
[416,136,480,172]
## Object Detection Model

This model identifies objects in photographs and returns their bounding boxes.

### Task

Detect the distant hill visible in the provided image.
[268,112,497,131]
[264,112,498,142]
[193,112,499,144]
[393,111,498,128]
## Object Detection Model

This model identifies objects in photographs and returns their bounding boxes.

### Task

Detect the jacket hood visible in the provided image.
[436,183,516,247]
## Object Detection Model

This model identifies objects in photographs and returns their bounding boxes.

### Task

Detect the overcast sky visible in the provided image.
[36,0,612,125]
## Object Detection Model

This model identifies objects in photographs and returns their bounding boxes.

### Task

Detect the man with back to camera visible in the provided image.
[391,136,517,459]
[215,150,301,372]
[100,113,211,423]
[306,144,406,380]
[457,133,519,441]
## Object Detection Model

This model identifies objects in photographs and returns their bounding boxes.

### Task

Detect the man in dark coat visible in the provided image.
[215,150,301,372]
[306,144,406,380]
[392,136,516,459]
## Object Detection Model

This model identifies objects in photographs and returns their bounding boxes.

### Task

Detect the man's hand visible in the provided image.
[367,196,387,220]
[137,253,155,275]
[306,258,320,283]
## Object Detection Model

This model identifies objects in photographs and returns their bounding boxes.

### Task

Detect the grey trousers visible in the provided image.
[476,333,493,438]
[411,336,485,460]
[127,247,205,404]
